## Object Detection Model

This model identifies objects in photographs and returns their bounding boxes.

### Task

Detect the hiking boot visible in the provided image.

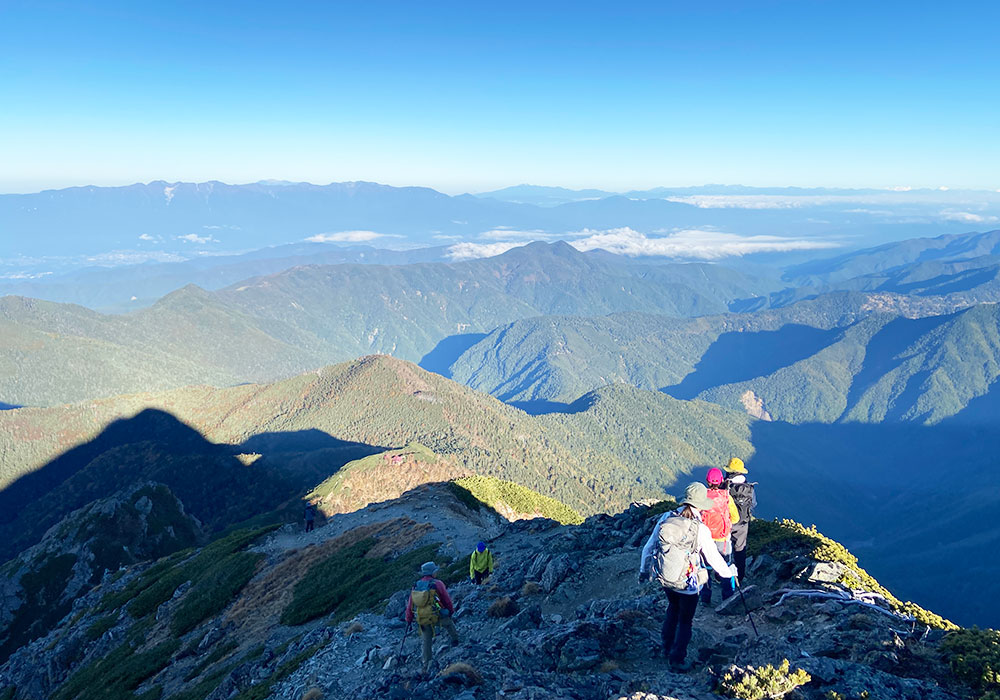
[669,659,694,673]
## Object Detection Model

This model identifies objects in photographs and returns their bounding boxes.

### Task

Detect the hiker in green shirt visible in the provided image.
[469,541,494,584]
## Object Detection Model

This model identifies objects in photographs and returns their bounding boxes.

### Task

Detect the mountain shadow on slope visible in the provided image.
[663,324,841,400]
[0,409,378,563]
[746,417,1000,627]
[418,332,488,378]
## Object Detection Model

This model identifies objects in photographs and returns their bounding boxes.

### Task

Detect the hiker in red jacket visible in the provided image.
[405,561,460,674]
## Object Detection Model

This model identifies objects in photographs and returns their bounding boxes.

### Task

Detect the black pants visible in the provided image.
[662,590,699,664]
[472,570,488,584]
[699,541,734,605]
[733,547,747,581]
[305,520,314,533]
[731,522,748,580]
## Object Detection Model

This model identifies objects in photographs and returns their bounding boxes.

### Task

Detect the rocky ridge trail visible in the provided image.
[0,484,967,700]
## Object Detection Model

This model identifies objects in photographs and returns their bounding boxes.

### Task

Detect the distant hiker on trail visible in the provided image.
[639,482,740,672]
[405,561,460,675]
[724,457,757,581]
[469,541,494,584]
[304,504,316,533]
[700,467,739,605]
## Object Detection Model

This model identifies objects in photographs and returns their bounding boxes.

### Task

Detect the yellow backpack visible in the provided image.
[410,580,440,626]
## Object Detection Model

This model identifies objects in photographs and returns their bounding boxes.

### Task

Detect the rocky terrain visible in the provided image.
[0,477,978,700]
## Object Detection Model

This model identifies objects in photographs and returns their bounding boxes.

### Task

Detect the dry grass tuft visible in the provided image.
[599,660,620,673]
[614,609,646,623]
[300,688,323,700]
[343,621,364,636]
[520,581,541,596]
[440,662,483,685]
[487,596,519,618]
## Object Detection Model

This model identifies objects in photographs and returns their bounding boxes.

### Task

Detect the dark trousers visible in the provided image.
[731,522,748,580]
[733,547,747,581]
[662,590,699,664]
[699,540,734,605]
[472,570,488,584]
[305,520,314,533]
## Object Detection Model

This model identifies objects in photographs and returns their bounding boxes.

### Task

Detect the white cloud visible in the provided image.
[446,241,529,261]
[178,233,218,244]
[138,233,157,241]
[568,228,839,259]
[433,234,463,240]
[939,210,998,224]
[478,229,555,240]
[84,250,188,265]
[305,230,402,243]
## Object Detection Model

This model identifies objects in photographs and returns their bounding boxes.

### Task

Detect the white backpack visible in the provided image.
[653,514,705,591]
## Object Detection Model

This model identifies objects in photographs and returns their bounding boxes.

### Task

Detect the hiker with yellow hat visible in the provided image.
[724,457,757,581]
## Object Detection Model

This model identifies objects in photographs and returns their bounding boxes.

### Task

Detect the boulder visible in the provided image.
[806,561,847,584]
[715,585,763,615]
[557,636,602,671]
[541,555,573,593]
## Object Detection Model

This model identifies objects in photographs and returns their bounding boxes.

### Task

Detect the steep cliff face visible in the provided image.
[0,481,983,700]
[0,482,200,664]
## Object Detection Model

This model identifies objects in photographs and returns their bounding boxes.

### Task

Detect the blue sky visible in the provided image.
[1,0,998,193]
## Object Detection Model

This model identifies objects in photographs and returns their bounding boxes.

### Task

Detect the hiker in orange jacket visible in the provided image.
[404,561,459,674]
[699,467,739,605]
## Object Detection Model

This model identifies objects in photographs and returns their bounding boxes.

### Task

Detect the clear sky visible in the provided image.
[1,0,998,193]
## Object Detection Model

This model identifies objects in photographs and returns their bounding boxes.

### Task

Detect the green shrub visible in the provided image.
[281,539,442,626]
[101,526,275,622]
[84,614,118,642]
[436,555,471,585]
[170,662,239,700]
[719,659,811,699]
[51,638,181,700]
[450,476,584,525]
[0,686,15,700]
[183,639,240,682]
[646,498,680,518]
[748,518,956,630]
[941,627,1000,697]
[170,552,263,636]
[232,643,323,700]
[134,686,162,700]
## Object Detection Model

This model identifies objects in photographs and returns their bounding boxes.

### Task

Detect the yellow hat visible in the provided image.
[726,457,747,474]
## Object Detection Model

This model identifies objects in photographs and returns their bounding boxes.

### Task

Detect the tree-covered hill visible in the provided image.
[0,356,753,527]
[448,295,1000,425]
[0,242,771,407]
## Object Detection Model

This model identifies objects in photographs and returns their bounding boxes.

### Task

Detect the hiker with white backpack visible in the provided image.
[638,482,740,672]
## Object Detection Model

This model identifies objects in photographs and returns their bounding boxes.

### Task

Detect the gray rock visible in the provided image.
[540,555,573,593]
[558,636,602,671]
[502,604,542,631]
[526,553,551,581]
[806,561,847,584]
[715,585,763,615]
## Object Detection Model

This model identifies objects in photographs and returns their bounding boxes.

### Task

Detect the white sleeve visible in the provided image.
[698,523,732,576]
[639,514,667,574]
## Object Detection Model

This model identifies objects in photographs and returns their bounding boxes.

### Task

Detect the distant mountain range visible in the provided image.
[4,180,996,282]
[0,242,769,407]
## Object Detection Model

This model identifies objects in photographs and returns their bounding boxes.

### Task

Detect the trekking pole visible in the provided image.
[397,621,412,665]
[734,577,760,638]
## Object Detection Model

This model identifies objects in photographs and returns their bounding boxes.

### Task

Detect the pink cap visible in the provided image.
[706,467,724,485]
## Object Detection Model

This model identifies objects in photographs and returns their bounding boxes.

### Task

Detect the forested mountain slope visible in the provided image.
[0,355,753,526]
[449,295,1000,425]
[0,242,768,407]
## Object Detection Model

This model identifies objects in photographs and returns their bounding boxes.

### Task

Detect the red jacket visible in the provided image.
[404,577,455,622]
